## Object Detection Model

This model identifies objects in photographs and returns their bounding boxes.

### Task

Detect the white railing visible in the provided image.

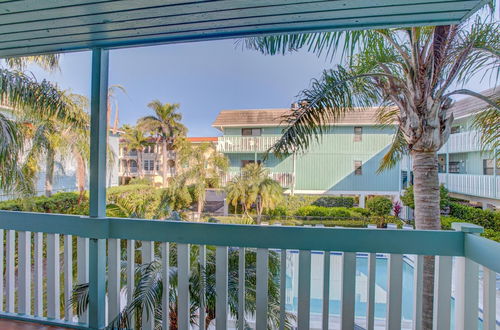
[222,171,293,187]
[439,173,499,199]
[439,130,482,153]
[217,136,281,153]
[0,212,498,329]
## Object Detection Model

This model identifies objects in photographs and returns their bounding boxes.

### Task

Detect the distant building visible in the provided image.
[118,136,217,186]
[213,88,499,209]
[436,88,499,209]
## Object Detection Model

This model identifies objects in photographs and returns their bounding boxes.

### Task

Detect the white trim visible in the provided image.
[287,189,400,196]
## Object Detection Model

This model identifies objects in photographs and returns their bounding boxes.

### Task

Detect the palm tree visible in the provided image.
[0,55,81,194]
[121,126,151,179]
[473,102,499,158]
[244,14,499,328]
[72,245,294,329]
[138,101,187,187]
[226,164,283,223]
[241,163,283,224]
[176,139,229,215]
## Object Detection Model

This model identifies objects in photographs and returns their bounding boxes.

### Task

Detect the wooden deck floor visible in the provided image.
[0,320,71,330]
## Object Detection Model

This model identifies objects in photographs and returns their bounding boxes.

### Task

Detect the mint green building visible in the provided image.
[213,107,403,206]
[213,88,499,210]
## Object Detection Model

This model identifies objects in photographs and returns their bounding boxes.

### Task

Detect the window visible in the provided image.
[483,159,500,175]
[143,160,154,171]
[242,128,262,136]
[354,161,362,175]
[450,126,461,134]
[354,127,362,142]
[449,161,462,173]
[241,160,261,168]
[144,145,154,153]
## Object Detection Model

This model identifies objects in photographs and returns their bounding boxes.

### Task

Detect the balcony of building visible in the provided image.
[222,170,294,188]
[439,130,483,154]
[217,136,282,153]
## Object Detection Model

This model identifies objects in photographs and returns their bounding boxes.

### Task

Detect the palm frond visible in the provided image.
[377,128,409,173]
[272,66,383,155]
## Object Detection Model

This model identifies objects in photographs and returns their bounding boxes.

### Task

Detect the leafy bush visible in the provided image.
[366,196,392,216]
[294,206,352,218]
[351,207,371,217]
[312,196,355,208]
[449,202,500,231]
[401,184,450,209]
[483,229,500,242]
[440,216,461,230]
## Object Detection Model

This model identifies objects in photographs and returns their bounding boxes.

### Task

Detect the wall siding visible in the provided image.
[225,126,400,192]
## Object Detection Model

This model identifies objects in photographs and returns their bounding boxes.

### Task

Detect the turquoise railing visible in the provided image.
[0,210,498,330]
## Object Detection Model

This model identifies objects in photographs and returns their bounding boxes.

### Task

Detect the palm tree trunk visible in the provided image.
[138,151,143,179]
[74,151,86,203]
[412,151,440,330]
[162,140,168,188]
[45,147,55,197]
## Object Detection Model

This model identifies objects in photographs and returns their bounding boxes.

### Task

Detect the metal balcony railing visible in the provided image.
[222,171,294,188]
[0,211,497,329]
[439,173,499,199]
[439,130,483,154]
[217,136,281,153]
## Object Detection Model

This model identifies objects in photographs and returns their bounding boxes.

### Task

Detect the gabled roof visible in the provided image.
[212,107,383,128]
[0,0,485,58]
[212,88,500,129]
[447,87,500,119]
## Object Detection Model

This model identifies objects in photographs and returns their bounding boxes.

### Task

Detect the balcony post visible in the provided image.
[88,48,109,329]
[494,149,497,198]
[452,222,483,330]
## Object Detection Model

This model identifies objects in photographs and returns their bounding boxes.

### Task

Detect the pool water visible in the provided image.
[284,252,489,328]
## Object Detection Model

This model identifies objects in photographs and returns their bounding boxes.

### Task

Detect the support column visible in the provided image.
[452,223,483,330]
[88,48,109,330]
[359,194,366,208]
[291,152,296,196]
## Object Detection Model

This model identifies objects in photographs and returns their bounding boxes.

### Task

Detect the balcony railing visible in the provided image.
[217,136,281,153]
[0,211,498,330]
[222,171,294,187]
[439,173,499,199]
[439,130,483,153]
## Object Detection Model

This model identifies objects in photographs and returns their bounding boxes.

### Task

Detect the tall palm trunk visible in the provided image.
[162,139,168,187]
[74,151,86,203]
[412,151,440,330]
[137,150,144,179]
[45,147,55,197]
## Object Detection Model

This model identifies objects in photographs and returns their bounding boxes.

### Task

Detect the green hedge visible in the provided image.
[0,192,88,215]
[312,196,355,208]
[366,196,392,216]
[268,216,403,228]
[448,202,500,232]
[294,206,352,218]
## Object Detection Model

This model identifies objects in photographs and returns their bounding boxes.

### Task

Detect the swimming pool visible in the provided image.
[283,251,493,329]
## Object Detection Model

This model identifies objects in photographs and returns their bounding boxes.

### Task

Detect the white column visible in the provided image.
[359,194,366,208]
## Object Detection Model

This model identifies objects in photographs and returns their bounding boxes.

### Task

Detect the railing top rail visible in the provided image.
[464,233,500,273]
[0,210,465,256]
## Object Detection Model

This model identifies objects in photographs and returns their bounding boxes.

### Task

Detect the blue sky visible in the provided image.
[29,39,333,137]
[28,37,495,137]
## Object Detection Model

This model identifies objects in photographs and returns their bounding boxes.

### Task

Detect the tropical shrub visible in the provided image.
[366,196,392,216]
[401,184,450,210]
[448,202,500,231]
[312,196,355,208]
[294,206,352,218]
[350,207,371,217]
[440,216,461,230]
